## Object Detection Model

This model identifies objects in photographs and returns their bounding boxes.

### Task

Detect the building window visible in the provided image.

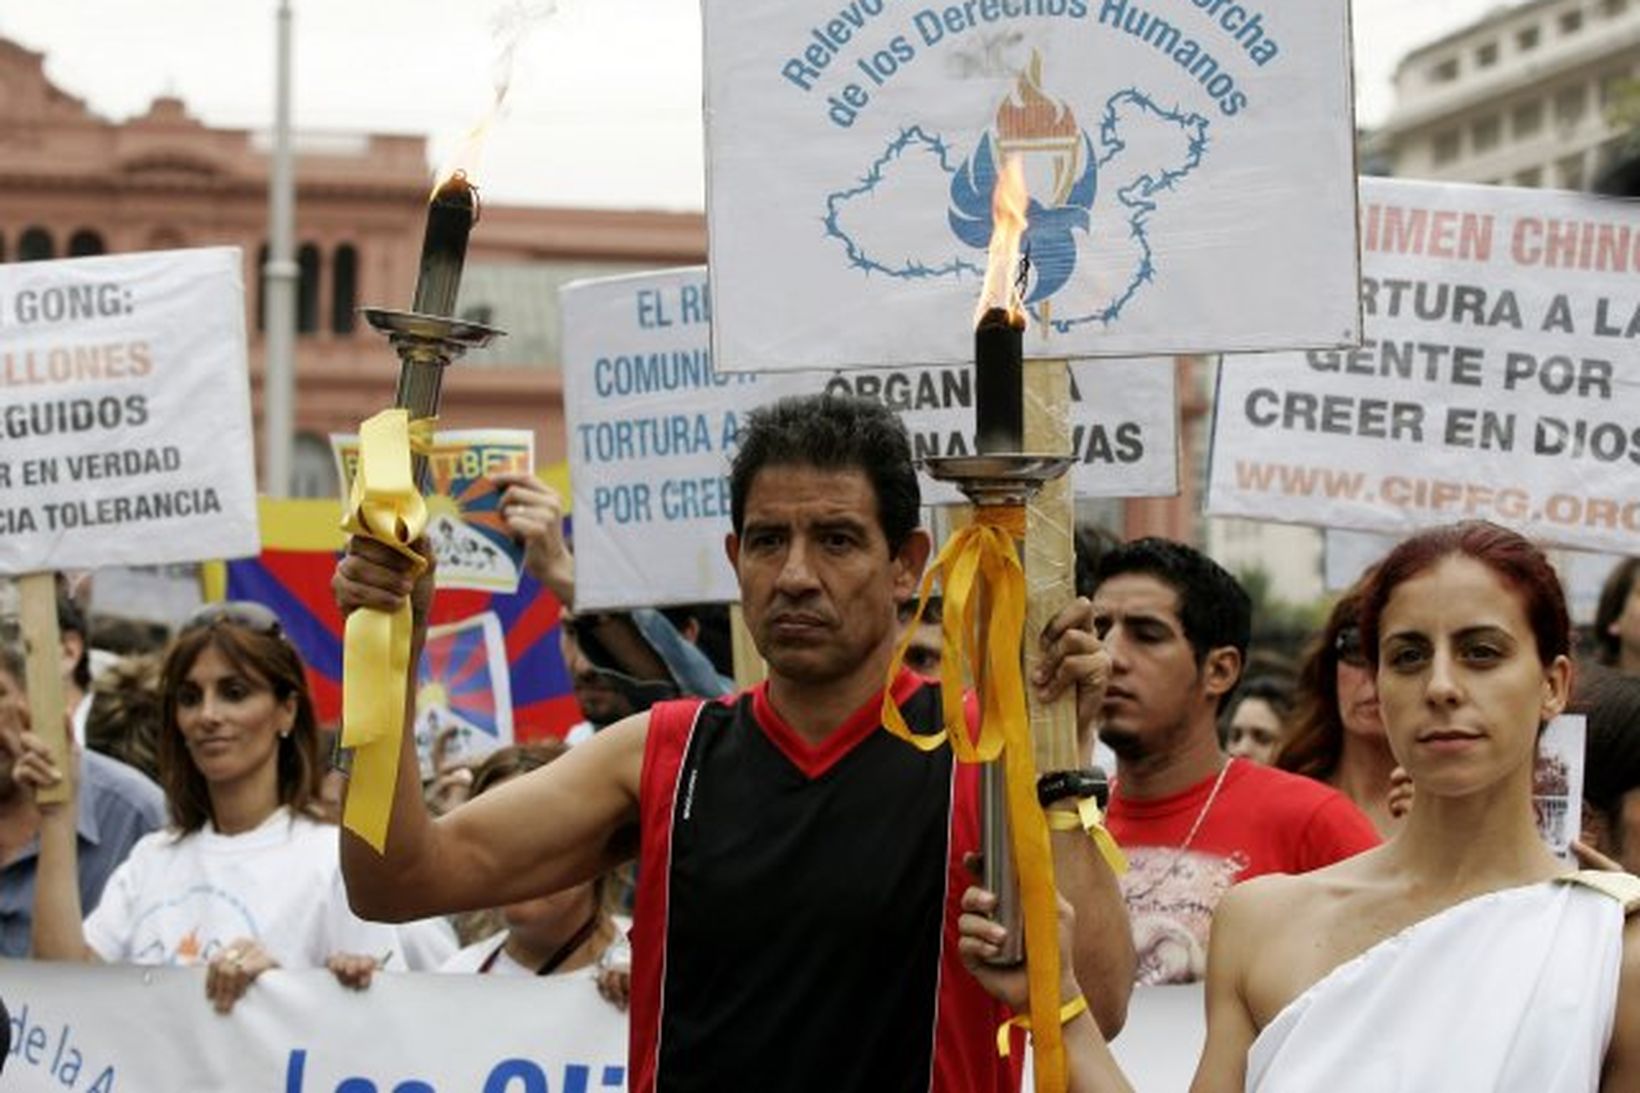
[1430,57,1460,84]
[1513,99,1544,137]
[18,227,54,262]
[1476,42,1499,68]
[1601,69,1635,106]
[1558,153,1587,189]
[1515,166,1543,187]
[296,243,321,335]
[1556,84,1588,126]
[67,230,106,257]
[1518,24,1541,50]
[1561,8,1585,33]
[1473,114,1502,153]
[331,244,358,335]
[1433,129,1463,165]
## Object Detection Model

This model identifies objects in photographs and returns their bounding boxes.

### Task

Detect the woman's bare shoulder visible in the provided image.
[1221,847,1388,926]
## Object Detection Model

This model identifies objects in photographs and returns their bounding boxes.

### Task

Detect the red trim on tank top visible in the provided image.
[750,667,926,779]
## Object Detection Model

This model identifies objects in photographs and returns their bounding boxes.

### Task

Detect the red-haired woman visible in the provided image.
[964,521,1640,1092]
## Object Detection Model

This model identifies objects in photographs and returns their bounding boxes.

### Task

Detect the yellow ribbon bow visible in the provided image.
[339,409,433,853]
[881,504,1071,1093]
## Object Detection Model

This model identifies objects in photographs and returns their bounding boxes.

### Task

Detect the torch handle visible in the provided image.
[393,358,444,492]
[981,761,1025,964]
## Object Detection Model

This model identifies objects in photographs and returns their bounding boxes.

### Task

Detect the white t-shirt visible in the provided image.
[84,807,454,970]
[439,915,632,977]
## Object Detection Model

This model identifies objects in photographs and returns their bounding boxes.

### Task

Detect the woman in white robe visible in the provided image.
[961,520,1640,1092]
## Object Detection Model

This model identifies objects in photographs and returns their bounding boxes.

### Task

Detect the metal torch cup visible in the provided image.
[361,308,503,487]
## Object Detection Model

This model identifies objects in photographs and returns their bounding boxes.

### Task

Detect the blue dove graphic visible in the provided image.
[948,131,1098,303]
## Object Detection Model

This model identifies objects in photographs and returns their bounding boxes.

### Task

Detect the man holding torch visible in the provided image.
[333,393,1133,1092]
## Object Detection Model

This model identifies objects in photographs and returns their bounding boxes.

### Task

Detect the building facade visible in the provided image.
[1372,0,1640,188]
[0,36,704,499]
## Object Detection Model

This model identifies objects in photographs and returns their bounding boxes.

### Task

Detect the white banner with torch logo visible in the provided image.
[702,0,1360,372]
[560,267,1178,611]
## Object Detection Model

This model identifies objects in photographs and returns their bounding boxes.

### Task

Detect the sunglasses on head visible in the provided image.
[181,601,285,639]
[1334,624,1368,668]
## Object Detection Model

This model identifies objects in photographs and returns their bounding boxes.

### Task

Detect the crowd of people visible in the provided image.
[0,391,1637,1090]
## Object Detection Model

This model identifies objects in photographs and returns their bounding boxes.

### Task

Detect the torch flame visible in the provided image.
[975,153,1029,327]
[428,0,555,201]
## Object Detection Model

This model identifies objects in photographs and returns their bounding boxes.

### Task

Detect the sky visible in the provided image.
[0,0,1511,211]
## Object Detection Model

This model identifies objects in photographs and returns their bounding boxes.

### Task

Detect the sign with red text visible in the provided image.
[561,267,1179,610]
[1208,178,1640,555]
[703,0,1360,373]
[0,248,258,573]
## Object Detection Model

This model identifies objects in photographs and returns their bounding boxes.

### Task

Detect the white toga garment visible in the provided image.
[1247,874,1639,1093]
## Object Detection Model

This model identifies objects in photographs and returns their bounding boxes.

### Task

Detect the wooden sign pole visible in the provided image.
[1022,357,1081,773]
[728,603,766,691]
[17,573,71,805]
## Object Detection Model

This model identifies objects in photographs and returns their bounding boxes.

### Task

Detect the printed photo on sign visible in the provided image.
[0,247,259,573]
[560,266,1180,610]
[332,429,534,593]
[703,0,1360,371]
[1535,714,1586,862]
[1208,177,1640,556]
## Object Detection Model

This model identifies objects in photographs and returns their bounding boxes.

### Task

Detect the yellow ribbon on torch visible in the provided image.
[881,504,1070,1093]
[339,408,434,853]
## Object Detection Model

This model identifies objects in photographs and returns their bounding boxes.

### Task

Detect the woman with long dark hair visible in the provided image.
[17,602,452,1012]
[1275,583,1401,836]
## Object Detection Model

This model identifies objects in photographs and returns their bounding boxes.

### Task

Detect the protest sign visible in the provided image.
[559,269,805,610]
[823,356,1179,500]
[0,248,259,573]
[332,429,533,593]
[1209,178,1640,556]
[560,267,1179,611]
[702,0,1359,372]
[1,960,626,1091]
[1,959,1202,1091]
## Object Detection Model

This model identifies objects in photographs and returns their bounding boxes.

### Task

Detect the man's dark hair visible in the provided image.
[56,592,91,692]
[1091,537,1252,669]
[729,394,921,552]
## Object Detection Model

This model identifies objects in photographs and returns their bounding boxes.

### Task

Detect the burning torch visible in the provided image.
[363,170,503,477]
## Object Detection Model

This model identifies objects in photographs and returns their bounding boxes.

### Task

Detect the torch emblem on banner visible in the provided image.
[950,53,1098,310]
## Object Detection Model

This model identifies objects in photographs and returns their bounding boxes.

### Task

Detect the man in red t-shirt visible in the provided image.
[1088,538,1380,985]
